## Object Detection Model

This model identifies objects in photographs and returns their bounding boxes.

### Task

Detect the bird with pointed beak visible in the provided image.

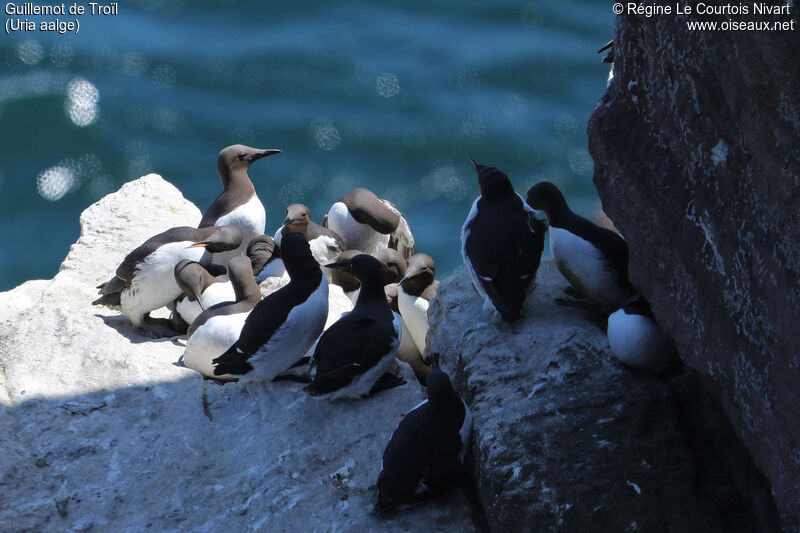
[200,144,282,265]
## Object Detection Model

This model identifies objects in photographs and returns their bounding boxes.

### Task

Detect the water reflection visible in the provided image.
[65,78,100,127]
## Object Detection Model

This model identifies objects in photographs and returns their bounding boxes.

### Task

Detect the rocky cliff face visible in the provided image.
[0,175,478,532]
[428,264,742,533]
[588,8,799,531]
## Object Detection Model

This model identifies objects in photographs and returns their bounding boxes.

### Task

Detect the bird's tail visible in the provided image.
[92,293,121,307]
[211,345,253,376]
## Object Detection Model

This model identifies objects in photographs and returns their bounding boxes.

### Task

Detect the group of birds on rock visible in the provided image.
[92,142,678,513]
[93,144,465,512]
[460,160,678,372]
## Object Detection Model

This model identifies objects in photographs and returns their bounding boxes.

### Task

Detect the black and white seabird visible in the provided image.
[173,259,236,326]
[212,233,329,381]
[199,144,282,265]
[526,181,633,310]
[329,248,430,383]
[461,159,547,321]
[275,203,345,269]
[93,224,243,332]
[375,361,472,513]
[397,253,439,355]
[246,234,283,282]
[180,256,261,381]
[607,294,679,372]
[324,188,415,260]
[305,253,404,399]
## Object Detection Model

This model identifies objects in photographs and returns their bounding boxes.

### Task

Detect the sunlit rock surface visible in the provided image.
[0,175,477,532]
[428,263,728,532]
[588,11,799,531]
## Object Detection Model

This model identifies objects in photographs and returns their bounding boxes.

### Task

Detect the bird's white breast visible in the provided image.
[550,226,621,305]
[397,286,430,355]
[181,311,249,380]
[607,309,678,371]
[460,198,489,302]
[176,281,236,325]
[213,194,266,265]
[244,278,329,381]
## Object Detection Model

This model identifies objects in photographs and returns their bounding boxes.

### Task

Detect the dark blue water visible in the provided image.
[0,0,614,291]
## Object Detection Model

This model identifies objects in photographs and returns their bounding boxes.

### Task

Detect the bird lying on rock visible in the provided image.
[173,259,235,327]
[461,159,547,321]
[246,234,285,282]
[93,224,242,334]
[324,187,415,261]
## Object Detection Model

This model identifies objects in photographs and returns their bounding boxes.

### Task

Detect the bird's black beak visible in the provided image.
[188,241,209,248]
[249,148,282,163]
[324,261,350,272]
[467,156,479,169]
[597,40,613,54]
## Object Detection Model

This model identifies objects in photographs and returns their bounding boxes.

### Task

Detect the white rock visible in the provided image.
[0,175,477,532]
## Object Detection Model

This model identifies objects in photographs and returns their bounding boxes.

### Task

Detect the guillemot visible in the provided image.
[461,159,547,321]
[324,187,415,261]
[375,360,472,513]
[274,203,345,271]
[199,144,281,265]
[212,233,329,382]
[246,234,284,282]
[607,294,679,372]
[397,253,438,355]
[305,254,404,399]
[179,255,261,381]
[93,224,242,333]
[526,181,633,310]
[173,259,236,327]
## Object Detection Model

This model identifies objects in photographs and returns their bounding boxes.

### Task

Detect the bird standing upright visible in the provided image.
[199,144,282,265]
[397,253,438,355]
[212,233,329,382]
[461,159,547,321]
[375,361,472,513]
[305,254,404,399]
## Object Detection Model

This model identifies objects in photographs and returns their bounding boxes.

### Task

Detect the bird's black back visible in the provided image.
[465,195,546,320]
[307,301,396,394]
[212,270,323,375]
